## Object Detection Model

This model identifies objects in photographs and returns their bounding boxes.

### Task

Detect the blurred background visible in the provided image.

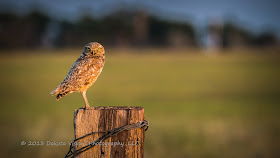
[0,0,280,157]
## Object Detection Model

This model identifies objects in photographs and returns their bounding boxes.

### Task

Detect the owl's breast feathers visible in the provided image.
[51,55,104,100]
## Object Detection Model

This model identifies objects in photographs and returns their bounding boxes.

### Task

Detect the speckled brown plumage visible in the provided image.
[51,42,105,108]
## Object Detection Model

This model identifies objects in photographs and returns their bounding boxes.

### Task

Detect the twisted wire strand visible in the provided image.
[65,120,149,158]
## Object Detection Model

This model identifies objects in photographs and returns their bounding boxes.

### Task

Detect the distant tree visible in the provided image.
[0,13,20,49]
[148,17,196,47]
[22,11,50,47]
[254,32,278,46]
[0,11,49,49]
[223,22,254,48]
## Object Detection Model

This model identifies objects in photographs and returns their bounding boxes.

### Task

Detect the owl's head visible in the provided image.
[83,42,105,57]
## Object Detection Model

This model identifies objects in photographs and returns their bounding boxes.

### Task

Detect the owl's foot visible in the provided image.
[82,105,91,109]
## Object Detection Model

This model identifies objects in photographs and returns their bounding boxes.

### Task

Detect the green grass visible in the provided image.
[0,48,280,158]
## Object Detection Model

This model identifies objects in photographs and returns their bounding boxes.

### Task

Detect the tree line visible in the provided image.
[0,10,278,50]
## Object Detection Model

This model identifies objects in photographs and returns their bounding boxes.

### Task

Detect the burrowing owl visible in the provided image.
[51,42,105,108]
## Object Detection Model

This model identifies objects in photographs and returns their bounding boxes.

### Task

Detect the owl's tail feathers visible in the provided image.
[50,86,60,96]
[55,91,69,101]
[51,86,71,101]
[51,86,62,101]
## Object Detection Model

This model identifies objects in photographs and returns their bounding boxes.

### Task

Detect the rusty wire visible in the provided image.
[65,120,149,158]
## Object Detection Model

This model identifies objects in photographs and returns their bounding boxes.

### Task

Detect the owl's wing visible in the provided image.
[50,57,85,99]
[51,57,102,100]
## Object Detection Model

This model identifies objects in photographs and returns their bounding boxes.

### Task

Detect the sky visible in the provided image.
[0,0,280,36]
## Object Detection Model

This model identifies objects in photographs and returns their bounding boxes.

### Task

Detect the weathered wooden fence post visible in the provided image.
[72,106,146,158]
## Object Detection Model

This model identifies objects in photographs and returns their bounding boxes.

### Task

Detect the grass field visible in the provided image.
[0,48,280,158]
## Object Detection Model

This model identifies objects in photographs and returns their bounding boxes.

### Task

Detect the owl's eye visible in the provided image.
[86,47,91,51]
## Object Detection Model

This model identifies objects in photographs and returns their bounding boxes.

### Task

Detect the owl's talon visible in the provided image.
[81,105,91,109]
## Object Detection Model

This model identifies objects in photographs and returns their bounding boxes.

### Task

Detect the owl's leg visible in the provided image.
[81,90,90,108]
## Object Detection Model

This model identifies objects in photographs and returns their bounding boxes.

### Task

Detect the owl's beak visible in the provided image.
[92,50,97,55]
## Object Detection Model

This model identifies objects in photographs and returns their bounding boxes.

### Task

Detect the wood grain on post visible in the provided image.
[73,106,145,158]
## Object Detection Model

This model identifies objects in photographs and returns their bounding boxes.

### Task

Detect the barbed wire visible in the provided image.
[65,120,149,158]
